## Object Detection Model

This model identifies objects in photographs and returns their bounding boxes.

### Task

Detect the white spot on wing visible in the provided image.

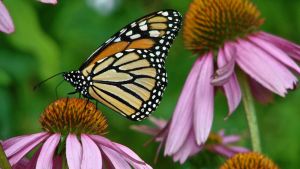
[149,30,160,37]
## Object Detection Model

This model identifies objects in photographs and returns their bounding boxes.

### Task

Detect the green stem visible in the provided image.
[240,74,262,152]
[0,144,11,169]
[62,153,68,169]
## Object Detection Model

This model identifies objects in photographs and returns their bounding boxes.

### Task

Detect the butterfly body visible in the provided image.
[64,10,182,121]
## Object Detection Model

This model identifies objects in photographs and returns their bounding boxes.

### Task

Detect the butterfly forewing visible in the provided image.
[80,10,182,70]
[65,10,182,121]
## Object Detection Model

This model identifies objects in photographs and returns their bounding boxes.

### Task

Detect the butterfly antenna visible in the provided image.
[33,72,65,91]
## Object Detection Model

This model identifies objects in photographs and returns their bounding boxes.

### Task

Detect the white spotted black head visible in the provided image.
[63,70,92,97]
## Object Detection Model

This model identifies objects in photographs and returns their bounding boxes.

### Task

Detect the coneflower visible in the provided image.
[165,0,300,156]
[1,98,152,169]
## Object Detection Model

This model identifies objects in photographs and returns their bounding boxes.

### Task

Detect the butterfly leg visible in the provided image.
[68,91,77,95]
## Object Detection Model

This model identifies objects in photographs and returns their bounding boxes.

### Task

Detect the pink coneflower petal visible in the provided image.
[36,133,61,169]
[4,132,49,166]
[149,117,167,129]
[258,32,300,61]
[90,135,144,164]
[212,48,236,86]
[226,146,249,154]
[4,132,48,157]
[210,145,237,158]
[222,135,241,144]
[81,134,102,169]
[249,35,300,74]
[130,125,159,136]
[114,143,150,168]
[38,0,58,4]
[219,45,242,115]
[165,56,202,154]
[194,52,214,145]
[173,132,202,164]
[0,1,14,34]
[235,39,297,96]
[66,134,82,169]
[101,146,131,169]
[249,79,274,104]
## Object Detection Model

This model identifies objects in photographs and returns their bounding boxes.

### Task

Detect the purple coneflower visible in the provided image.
[131,117,248,164]
[1,98,152,169]
[0,1,14,34]
[165,0,300,156]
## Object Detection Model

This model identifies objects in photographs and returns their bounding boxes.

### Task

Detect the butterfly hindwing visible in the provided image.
[86,50,167,121]
[64,10,182,121]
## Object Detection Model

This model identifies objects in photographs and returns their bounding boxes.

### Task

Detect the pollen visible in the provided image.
[40,98,108,135]
[183,0,264,54]
[220,152,279,169]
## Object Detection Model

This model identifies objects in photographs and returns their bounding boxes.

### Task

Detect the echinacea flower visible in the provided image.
[165,0,300,156]
[220,152,279,169]
[0,1,14,34]
[131,117,248,164]
[2,98,152,169]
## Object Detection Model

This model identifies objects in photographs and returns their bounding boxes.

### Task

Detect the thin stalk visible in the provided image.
[62,153,68,169]
[0,144,11,169]
[240,74,262,152]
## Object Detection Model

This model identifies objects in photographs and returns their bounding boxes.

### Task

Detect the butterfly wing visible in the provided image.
[80,10,182,121]
[80,9,182,70]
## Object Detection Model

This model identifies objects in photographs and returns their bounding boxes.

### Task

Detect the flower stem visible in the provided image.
[62,153,69,169]
[240,74,262,152]
[0,144,11,169]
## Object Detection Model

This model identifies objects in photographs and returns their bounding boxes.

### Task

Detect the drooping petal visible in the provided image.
[210,145,239,158]
[219,45,242,115]
[81,134,102,169]
[36,133,61,169]
[172,131,202,164]
[4,132,48,157]
[38,0,58,4]
[0,1,14,34]
[212,48,236,86]
[257,32,300,61]
[249,78,274,104]
[101,146,131,169]
[249,35,300,74]
[114,143,150,168]
[148,117,167,129]
[165,55,202,155]
[194,52,215,145]
[222,135,241,144]
[130,125,160,136]
[66,134,82,169]
[90,135,143,164]
[235,39,297,96]
[4,132,49,166]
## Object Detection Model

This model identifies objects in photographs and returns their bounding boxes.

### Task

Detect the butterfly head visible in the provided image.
[63,70,92,96]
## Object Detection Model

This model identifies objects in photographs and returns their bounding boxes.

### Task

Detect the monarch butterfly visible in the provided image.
[63,10,182,121]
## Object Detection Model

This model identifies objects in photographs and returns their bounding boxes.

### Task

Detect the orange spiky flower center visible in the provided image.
[183,0,264,54]
[220,152,279,169]
[40,98,108,135]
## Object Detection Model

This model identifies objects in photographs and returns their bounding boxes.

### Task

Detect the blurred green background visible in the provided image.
[0,0,300,168]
